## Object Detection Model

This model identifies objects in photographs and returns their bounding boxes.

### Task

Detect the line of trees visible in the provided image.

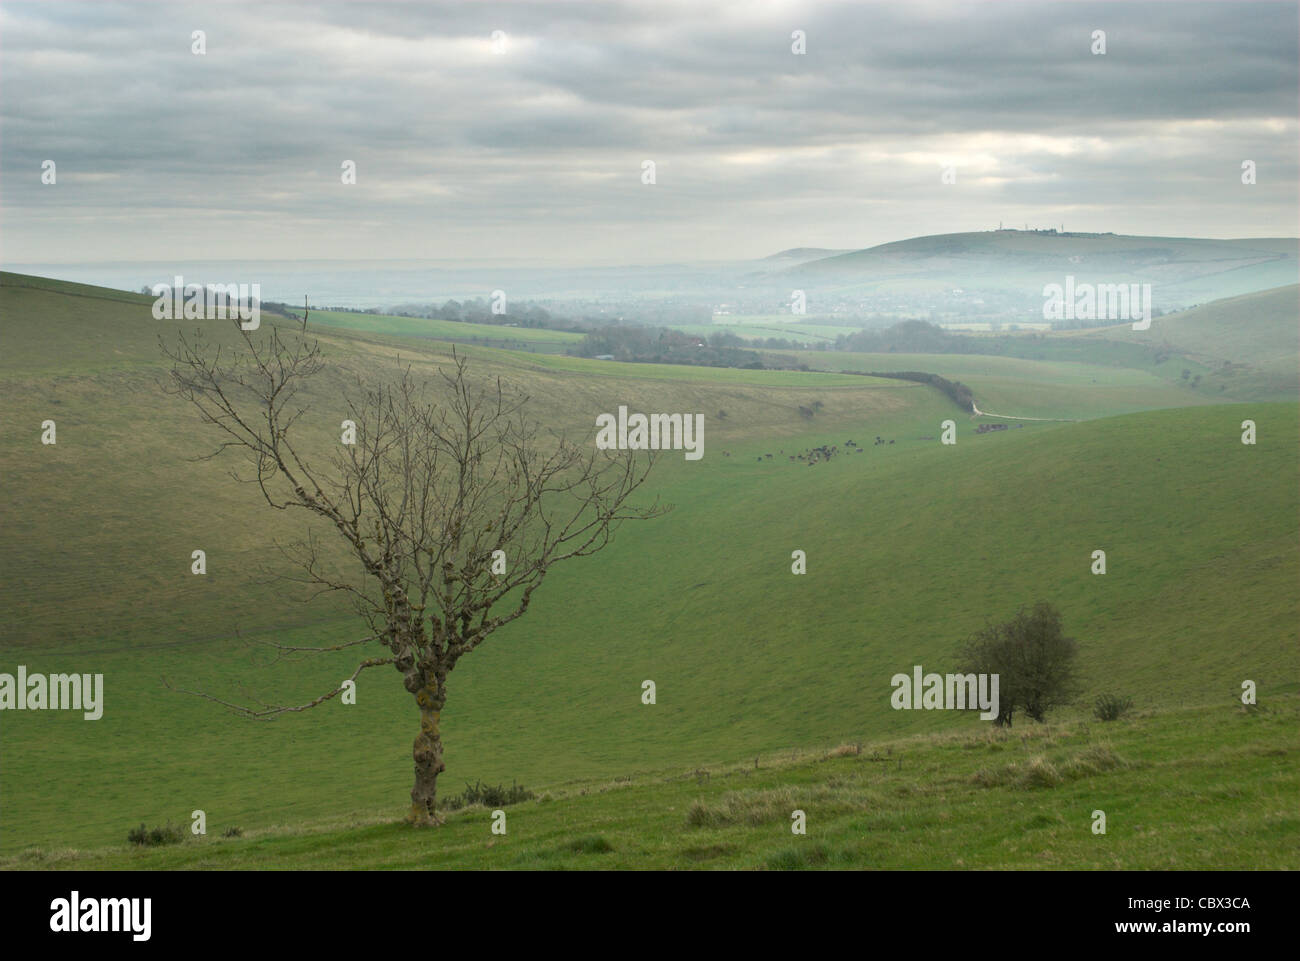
[867,370,976,413]
[573,326,804,370]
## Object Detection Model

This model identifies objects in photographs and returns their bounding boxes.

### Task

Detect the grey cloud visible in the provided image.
[0,1,1294,264]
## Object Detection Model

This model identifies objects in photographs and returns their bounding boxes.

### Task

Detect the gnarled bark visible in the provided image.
[409,678,447,825]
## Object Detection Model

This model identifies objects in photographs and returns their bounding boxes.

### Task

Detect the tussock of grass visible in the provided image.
[686,782,875,827]
[1059,743,1129,779]
[1019,757,1064,789]
[764,843,833,871]
[561,835,614,854]
[972,743,1130,790]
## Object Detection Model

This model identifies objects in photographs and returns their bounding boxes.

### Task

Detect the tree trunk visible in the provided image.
[409,680,447,826]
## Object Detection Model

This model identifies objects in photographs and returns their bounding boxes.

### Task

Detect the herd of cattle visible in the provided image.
[719,437,892,465]
[719,426,1022,463]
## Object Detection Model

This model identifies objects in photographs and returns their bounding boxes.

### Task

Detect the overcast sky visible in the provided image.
[2,0,1296,265]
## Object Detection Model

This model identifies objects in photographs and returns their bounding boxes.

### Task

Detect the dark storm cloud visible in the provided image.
[1,1,1295,263]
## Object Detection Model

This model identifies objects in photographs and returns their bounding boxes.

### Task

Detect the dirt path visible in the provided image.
[971,401,1076,422]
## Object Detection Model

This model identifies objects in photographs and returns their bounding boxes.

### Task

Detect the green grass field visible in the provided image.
[789,349,1213,421]
[669,318,851,343]
[284,306,584,351]
[6,698,1295,870]
[1080,285,1300,401]
[2,272,1296,868]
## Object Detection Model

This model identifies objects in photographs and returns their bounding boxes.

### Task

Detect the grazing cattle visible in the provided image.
[889,439,894,444]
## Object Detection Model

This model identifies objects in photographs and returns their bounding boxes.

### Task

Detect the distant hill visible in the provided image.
[789,230,1298,310]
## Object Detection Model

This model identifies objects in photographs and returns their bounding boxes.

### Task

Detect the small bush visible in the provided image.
[441,779,535,812]
[127,822,184,847]
[1093,693,1133,721]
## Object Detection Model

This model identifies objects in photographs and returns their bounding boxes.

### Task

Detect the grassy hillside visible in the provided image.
[789,350,1213,421]
[1079,284,1300,401]
[283,306,584,352]
[0,274,917,651]
[1,273,1296,865]
[6,697,1295,870]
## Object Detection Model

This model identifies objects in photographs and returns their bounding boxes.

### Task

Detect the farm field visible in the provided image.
[283,306,584,351]
[669,318,850,344]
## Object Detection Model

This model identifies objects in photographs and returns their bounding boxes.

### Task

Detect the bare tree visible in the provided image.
[162,318,667,824]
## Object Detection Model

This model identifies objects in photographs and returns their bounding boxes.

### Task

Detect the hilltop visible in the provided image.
[788,230,1298,309]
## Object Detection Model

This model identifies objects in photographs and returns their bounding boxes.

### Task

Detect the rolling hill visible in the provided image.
[0,272,1295,867]
[790,230,1298,310]
[1077,284,1300,400]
